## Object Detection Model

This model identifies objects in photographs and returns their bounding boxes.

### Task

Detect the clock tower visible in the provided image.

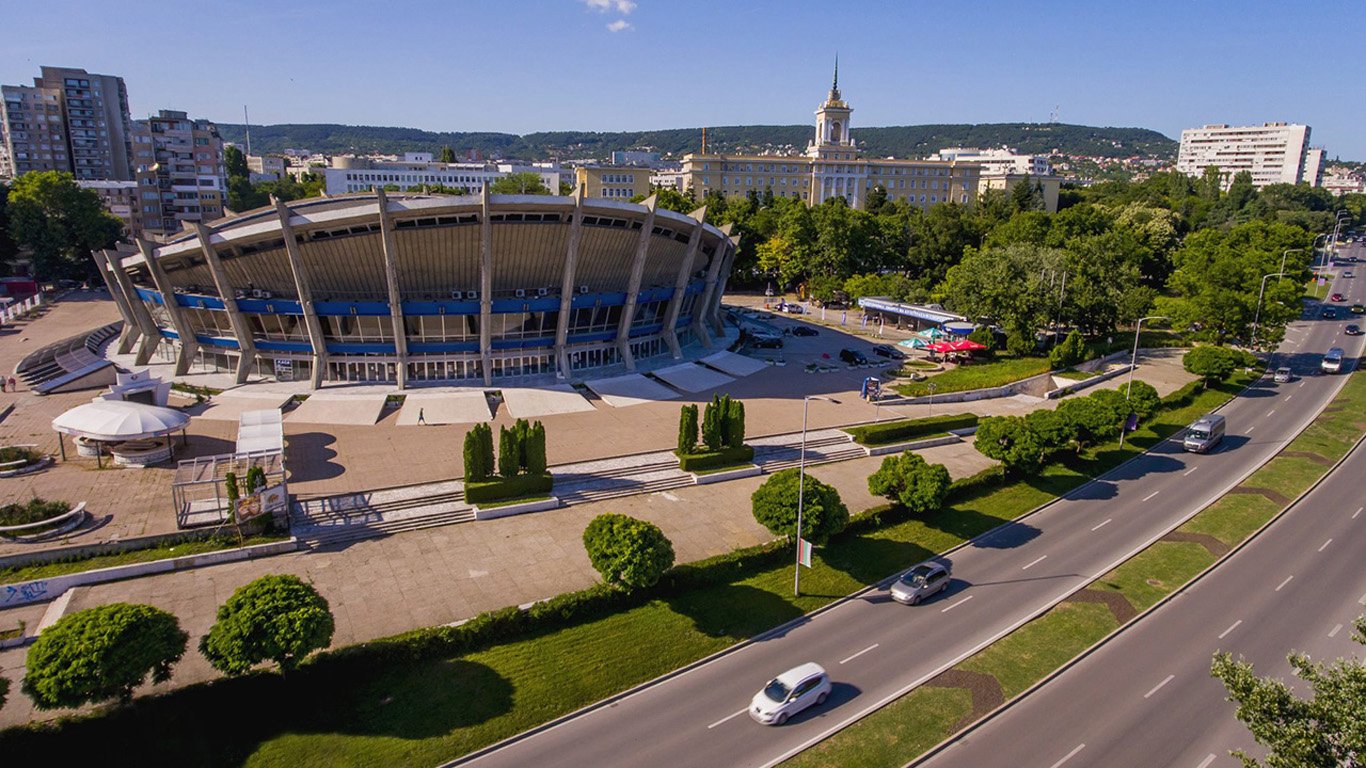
[812,57,852,149]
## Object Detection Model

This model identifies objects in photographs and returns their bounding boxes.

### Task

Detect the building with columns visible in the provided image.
[681,66,980,210]
[93,189,737,388]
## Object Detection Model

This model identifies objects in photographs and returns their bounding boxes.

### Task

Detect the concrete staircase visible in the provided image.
[754,431,867,472]
[552,454,695,505]
[291,481,474,547]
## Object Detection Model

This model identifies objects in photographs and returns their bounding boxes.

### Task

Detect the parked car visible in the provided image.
[1331,292,1345,302]
[749,662,832,725]
[751,334,784,349]
[1347,324,1362,336]
[871,344,905,359]
[890,561,952,605]
[791,326,819,337]
[1323,307,1339,319]
[1273,367,1294,383]
[839,348,868,365]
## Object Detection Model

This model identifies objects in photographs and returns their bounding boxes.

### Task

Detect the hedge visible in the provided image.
[844,413,979,446]
[464,473,554,504]
[676,445,755,473]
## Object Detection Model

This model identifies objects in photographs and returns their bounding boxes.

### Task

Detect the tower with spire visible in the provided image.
[810,54,853,152]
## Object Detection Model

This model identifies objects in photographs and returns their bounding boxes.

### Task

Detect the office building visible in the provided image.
[320,153,561,197]
[932,147,1051,177]
[576,166,652,199]
[0,66,133,180]
[130,110,227,237]
[1176,122,1312,189]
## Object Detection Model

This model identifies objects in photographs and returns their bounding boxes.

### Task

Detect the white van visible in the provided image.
[1321,348,1345,374]
[1183,414,1226,453]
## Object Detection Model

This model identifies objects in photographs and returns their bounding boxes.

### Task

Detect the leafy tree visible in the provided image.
[1125,380,1161,420]
[6,171,123,279]
[1183,346,1238,384]
[1025,408,1075,456]
[1088,388,1132,424]
[0,181,21,270]
[967,325,997,357]
[23,603,187,709]
[1049,330,1087,369]
[867,453,951,514]
[200,574,334,676]
[581,513,675,589]
[974,415,1046,475]
[678,404,699,454]
[489,172,551,195]
[1211,615,1366,768]
[750,468,849,545]
[1056,395,1121,448]
[943,243,1066,337]
[438,146,456,163]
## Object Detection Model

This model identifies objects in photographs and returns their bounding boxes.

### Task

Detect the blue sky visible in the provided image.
[4,0,1363,158]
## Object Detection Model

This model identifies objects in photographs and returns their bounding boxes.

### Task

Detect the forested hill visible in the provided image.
[214,122,1177,162]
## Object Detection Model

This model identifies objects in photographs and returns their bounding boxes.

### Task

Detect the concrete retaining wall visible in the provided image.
[692,465,763,484]
[1045,363,1136,399]
[474,496,561,521]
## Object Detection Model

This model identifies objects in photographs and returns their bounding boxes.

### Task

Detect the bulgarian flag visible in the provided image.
[797,538,813,568]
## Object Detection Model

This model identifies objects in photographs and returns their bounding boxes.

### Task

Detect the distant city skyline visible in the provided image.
[3,0,1364,159]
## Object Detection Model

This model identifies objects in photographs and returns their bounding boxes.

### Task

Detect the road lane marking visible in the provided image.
[840,644,879,665]
[1246,425,1256,433]
[1219,620,1242,639]
[1286,394,1293,401]
[1330,623,1343,638]
[707,708,747,729]
[1300,380,1307,387]
[1184,466,1199,476]
[1267,409,1276,416]
[1196,754,1217,768]
[1144,674,1175,699]
[941,595,974,613]
[1092,518,1112,531]
[1142,491,1160,502]
[1354,506,1362,519]
[1022,555,1048,570]
[1049,744,1085,768]
[1276,575,1294,592]
[1319,538,1333,552]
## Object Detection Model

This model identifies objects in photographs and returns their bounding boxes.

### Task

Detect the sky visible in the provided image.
[3,0,1364,159]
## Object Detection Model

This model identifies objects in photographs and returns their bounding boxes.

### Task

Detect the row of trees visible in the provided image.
[463,419,548,482]
[677,394,746,455]
[18,575,332,711]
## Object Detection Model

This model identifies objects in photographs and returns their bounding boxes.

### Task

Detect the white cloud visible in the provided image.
[583,0,636,14]
[606,19,632,32]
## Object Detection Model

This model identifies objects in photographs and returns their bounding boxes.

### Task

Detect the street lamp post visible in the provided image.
[1119,315,1167,450]
[1280,248,1302,279]
[1250,272,1286,353]
[1311,234,1328,271]
[794,395,839,596]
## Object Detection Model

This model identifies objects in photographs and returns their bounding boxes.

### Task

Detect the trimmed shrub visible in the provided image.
[701,397,723,450]
[750,468,849,545]
[845,413,978,446]
[497,425,520,478]
[200,574,334,676]
[1183,345,1237,384]
[677,404,699,454]
[1057,395,1122,448]
[0,446,41,465]
[1049,330,1087,369]
[526,422,547,476]
[677,445,755,473]
[23,603,187,709]
[465,473,554,504]
[582,513,675,589]
[463,427,488,481]
[727,399,746,448]
[1125,380,1162,420]
[0,498,71,528]
[867,453,951,514]
[974,415,1046,475]
[1025,408,1075,454]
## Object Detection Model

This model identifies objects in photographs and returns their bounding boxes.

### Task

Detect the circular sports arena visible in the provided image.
[94,190,738,388]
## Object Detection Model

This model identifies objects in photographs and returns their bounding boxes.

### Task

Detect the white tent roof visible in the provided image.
[236,409,284,456]
[52,400,190,441]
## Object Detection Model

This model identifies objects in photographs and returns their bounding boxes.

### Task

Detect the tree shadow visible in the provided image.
[820,531,935,586]
[1098,453,1187,482]
[967,519,1043,549]
[284,432,345,482]
[664,583,805,639]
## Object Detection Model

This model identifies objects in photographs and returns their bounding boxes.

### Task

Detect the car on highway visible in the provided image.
[1323,307,1338,319]
[1353,304,1365,314]
[839,348,868,365]
[749,662,831,725]
[1348,324,1362,336]
[890,561,952,605]
[791,326,819,337]
[1273,367,1294,383]
[871,344,905,359]
[1321,347,1346,374]
[1346,270,1356,278]
[1183,413,1226,453]
[1331,292,1345,302]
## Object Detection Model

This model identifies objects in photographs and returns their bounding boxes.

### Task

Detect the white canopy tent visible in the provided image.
[235,409,284,456]
[52,400,191,466]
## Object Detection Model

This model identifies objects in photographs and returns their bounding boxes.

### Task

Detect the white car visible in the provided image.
[749,662,832,725]
[1273,367,1293,383]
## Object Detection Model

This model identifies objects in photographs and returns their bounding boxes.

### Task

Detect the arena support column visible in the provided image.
[690,222,732,347]
[106,245,161,365]
[374,189,411,389]
[138,238,200,376]
[92,249,140,355]
[709,234,741,336]
[194,223,258,385]
[660,206,707,358]
[554,185,586,378]
[275,197,330,389]
[479,182,494,386]
[615,194,658,372]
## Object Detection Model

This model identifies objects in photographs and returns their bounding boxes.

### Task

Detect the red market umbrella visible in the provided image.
[926,341,955,353]
[947,339,986,352]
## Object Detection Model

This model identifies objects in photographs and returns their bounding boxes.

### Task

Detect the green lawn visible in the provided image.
[0,534,289,584]
[1179,493,1279,548]
[0,372,1257,767]
[1094,541,1216,612]
[955,602,1117,698]
[1054,369,1098,381]
[781,687,973,768]
[895,356,1051,397]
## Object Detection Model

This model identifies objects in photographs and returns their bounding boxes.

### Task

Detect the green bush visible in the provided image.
[200,574,334,676]
[1057,395,1122,448]
[1025,408,1075,454]
[701,397,724,450]
[497,425,520,478]
[677,404,699,454]
[0,446,40,465]
[1125,380,1162,420]
[1049,330,1088,369]
[974,415,1046,475]
[1183,345,1238,383]
[0,498,71,528]
[582,513,676,589]
[727,398,746,448]
[526,422,547,476]
[465,473,555,504]
[750,468,849,545]
[968,325,997,357]
[845,413,978,446]
[464,424,493,481]
[867,453,951,514]
[677,445,755,472]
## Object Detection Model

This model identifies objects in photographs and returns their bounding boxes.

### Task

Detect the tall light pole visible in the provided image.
[1311,233,1328,271]
[794,395,839,596]
[1250,272,1286,352]
[1280,248,1302,278]
[1119,315,1166,450]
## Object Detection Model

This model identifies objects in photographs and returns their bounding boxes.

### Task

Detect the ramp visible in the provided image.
[584,374,680,408]
[287,393,387,425]
[501,385,596,418]
[650,362,735,393]
[700,351,768,377]
[396,391,493,425]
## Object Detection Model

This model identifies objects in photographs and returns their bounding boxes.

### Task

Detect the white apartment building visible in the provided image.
[1176,122,1312,189]
[321,153,561,196]
[1302,148,1325,188]
[933,147,1051,176]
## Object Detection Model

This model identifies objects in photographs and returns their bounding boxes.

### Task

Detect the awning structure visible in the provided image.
[52,400,190,441]
[236,409,284,456]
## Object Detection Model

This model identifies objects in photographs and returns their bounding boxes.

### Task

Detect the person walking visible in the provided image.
[417,408,427,425]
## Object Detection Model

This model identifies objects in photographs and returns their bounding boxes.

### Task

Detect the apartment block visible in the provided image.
[77,180,141,238]
[1176,122,1312,189]
[576,166,652,199]
[0,66,133,180]
[130,110,227,237]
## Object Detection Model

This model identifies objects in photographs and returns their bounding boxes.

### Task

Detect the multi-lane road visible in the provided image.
[921,241,1366,768]
[449,245,1362,768]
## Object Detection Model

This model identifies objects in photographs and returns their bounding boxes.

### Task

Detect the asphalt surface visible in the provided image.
[448,248,1363,768]
[920,241,1366,768]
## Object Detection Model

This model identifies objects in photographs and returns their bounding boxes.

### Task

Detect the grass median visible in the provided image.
[0,373,1254,768]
